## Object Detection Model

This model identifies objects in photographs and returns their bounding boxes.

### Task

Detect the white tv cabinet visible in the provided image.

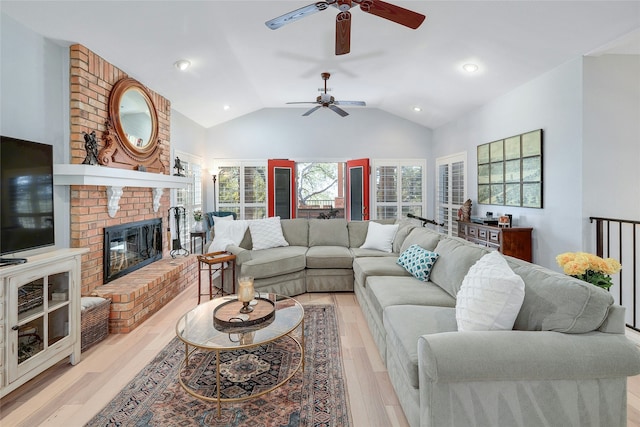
[0,248,87,398]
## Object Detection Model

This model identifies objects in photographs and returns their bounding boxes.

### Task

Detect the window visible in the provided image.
[372,160,426,220]
[297,162,344,219]
[171,151,203,246]
[217,162,267,219]
[436,152,467,236]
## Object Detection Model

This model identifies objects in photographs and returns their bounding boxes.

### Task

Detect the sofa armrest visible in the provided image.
[418,330,640,383]
[225,245,252,264]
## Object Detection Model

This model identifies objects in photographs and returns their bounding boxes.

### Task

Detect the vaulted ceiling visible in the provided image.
[2,1,639,129]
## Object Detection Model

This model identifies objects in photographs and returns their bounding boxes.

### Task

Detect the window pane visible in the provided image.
[401,166,422,203]
[376,166,397,203]
[376,205,397,219]
[244,206,266,220]
[244,166,266,203]
[219,166,240,204]
[451,161,465,205]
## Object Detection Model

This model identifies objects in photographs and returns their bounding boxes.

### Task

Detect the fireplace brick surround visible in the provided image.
[68,44,197,332]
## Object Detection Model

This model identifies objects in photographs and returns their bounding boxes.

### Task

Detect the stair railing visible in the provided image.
[590,216,640,330]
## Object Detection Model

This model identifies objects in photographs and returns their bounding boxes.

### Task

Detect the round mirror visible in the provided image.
[120,88,153,148]
[108,78,158,155]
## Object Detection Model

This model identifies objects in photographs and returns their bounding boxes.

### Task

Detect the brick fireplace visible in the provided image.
[66,45,197,332]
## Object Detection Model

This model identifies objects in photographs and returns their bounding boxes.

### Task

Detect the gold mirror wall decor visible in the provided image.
[477,129,543,208]
[99,78,164,172]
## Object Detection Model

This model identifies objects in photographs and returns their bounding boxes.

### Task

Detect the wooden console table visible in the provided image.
[457,222,533,262]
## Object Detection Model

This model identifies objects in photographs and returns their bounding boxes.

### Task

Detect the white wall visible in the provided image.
[582,54,640,249]
[432,59,585,269]
[205,107,432,160]
[1,13,70,250]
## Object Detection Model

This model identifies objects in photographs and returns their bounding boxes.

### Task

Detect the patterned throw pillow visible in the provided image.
[248,216,289,250]
[396,244,439,282]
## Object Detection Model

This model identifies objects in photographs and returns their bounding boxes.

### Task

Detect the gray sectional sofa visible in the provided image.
[215,218,640,427]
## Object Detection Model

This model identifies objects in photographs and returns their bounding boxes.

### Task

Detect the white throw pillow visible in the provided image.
[212,214,234,222]
[209,219,249,252]
[456,251,525,331]
[360,222,399,253]
[249,216,289,250]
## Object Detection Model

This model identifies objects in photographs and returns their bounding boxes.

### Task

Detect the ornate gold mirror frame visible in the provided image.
[99,78,164,172]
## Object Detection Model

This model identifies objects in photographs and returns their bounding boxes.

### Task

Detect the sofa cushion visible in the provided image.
[429,237,490,298]
[305,246,354,269]
[392,219,419,253]
[507,257,615,333]
[456,251,525,331]
[397,244,439,282]
[281,218,309,247]
[239,246,307,279]
[248,216,289,250]
[360,222,399,253]
[400,227,442,253]
[309,219,349,247]
[353,257,409,287]
[384,305,458,389]
[367,276,456,326]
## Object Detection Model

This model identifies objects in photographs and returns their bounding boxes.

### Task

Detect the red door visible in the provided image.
[268,159,296,219]
[346,158,370,220]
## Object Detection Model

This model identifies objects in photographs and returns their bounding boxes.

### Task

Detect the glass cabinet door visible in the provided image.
[8,259,74,380]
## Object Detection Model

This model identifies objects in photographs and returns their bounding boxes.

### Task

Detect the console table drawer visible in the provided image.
[456,222,533,262]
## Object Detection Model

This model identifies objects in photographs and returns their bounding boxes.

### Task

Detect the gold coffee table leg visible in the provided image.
[216,349,221,418]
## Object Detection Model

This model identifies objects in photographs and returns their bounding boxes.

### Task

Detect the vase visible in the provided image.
[192,220,204,232]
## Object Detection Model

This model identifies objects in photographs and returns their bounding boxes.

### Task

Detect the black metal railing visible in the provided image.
[590,216,640,330]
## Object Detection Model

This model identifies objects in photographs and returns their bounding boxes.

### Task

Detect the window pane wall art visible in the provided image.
[477,129,543,208]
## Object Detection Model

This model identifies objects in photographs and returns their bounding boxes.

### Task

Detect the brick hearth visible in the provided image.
[92,256,197,333]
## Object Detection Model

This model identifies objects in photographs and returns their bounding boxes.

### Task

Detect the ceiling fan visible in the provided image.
[287,72,366,117]
[265,0,426,55]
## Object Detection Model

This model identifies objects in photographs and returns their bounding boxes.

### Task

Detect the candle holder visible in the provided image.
[238,277,254,314]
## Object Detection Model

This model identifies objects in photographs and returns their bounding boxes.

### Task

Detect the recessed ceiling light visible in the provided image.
[174,59,191,71]
[223,105,231,111]
[462,63,479,73]
[413,106,422,112]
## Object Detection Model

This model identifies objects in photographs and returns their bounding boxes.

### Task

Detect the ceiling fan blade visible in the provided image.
[329,105,350,117]
[287,101,318,104]
[266,1,332,30]
[334,100,366,106]
[303,106,322,116]
[335,11,351,55]
[359,0,426,29]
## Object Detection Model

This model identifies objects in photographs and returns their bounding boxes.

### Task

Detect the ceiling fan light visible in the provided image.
[174,59,191,71]
[463,63,479,73]
[413,106,422,112]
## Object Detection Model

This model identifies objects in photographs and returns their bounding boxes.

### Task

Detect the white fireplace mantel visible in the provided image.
[53,164,191,217]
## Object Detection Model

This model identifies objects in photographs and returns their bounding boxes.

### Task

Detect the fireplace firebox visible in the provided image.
[103,218,163,283]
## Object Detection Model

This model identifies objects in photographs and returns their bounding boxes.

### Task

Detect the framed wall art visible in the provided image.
[477,129,543,208]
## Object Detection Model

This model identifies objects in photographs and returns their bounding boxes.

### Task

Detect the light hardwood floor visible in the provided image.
[1,281,639,426]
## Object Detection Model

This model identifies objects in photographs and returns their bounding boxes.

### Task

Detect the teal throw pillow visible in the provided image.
[397,244,439,282]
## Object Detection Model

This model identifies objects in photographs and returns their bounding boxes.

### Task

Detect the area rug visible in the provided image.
[86,304,351,427]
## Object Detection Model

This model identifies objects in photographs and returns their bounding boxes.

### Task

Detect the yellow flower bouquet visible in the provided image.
[556,252,622,290]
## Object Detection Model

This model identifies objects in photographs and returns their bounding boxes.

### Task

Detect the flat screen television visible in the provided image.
[0,136,55,261]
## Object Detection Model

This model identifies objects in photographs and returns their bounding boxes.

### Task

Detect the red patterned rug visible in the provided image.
[86,304,351,427]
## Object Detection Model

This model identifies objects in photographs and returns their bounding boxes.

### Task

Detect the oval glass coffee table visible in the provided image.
[175,293,304,417]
